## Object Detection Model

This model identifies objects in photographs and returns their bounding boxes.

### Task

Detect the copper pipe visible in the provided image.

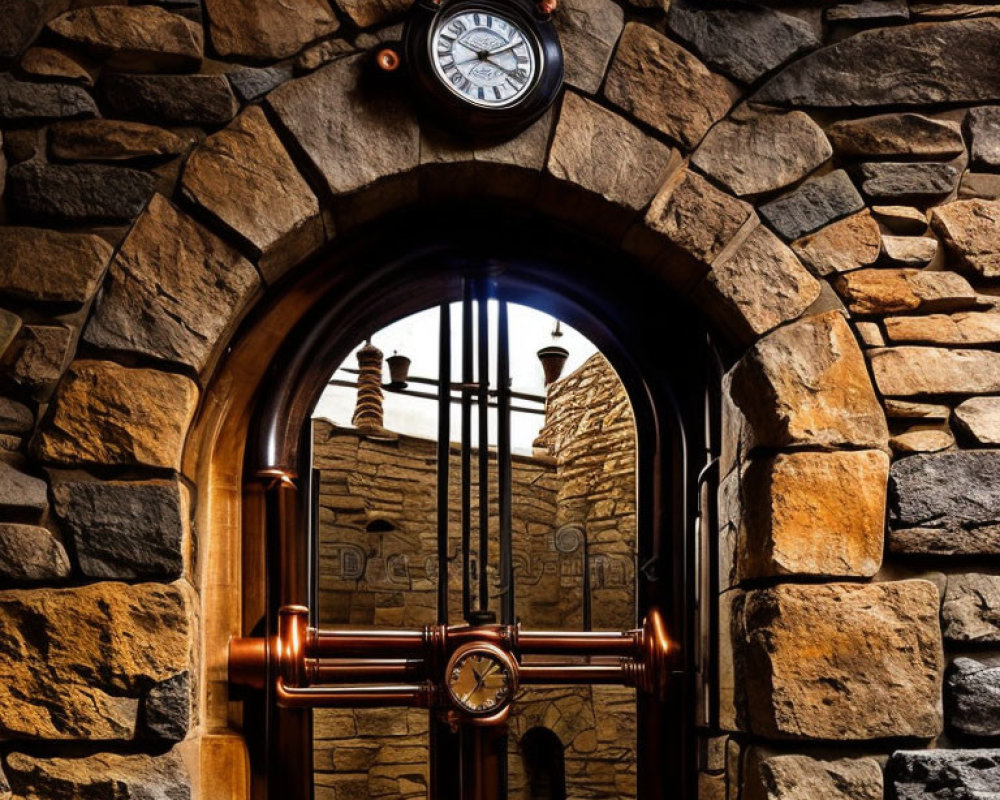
[275,679,435,709]
[515,629,641,658]
[308,659,425,683]
[228,636,269,690]
[519,663,627,685]
[309,628,429,659]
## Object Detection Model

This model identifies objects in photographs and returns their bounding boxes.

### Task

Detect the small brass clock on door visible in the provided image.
[401,0,564,138]
[445,643,518,720]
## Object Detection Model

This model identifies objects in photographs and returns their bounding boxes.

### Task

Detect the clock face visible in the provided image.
[429,7,540,109]
[447,649,515,715]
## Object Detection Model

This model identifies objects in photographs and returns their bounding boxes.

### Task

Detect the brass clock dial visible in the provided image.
[445,645,516,716]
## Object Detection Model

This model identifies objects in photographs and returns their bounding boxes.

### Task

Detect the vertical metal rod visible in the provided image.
[436,304,451,626]
[582,531,591,632]
[476,281,490,614]
[461,282,473,622]
[497,298,514,625]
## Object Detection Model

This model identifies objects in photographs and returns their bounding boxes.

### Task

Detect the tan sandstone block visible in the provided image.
[884,310,1000,345]
[931,197,1000,277]
[743,751,883,800]
[627,169,753,290]
[0,582,192,739]
[83,193,261,372]
[206,0,339,60]
[870,347,1000,396]
[790,210,882,276]
[546,91,676,213]
[734,581,943,739]
[0,226,112,304]
[727,311,889,451]
[47,5,203,72]
[733,450,888,580]
[604,22,740,150]
[182,106,324,282]
[834,268,977,315]
[35,360,198,469]
[698,224,821,341]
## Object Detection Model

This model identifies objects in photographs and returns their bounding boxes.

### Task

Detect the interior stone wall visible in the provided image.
[0,0,997,798]
[312,352,638,800]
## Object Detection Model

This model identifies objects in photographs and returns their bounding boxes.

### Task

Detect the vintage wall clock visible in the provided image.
[397,0,564,138]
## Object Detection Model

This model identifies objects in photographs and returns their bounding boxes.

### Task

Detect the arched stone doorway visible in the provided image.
[8,5,994,798]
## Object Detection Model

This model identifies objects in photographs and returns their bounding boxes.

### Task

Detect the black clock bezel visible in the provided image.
[402,0,564,139]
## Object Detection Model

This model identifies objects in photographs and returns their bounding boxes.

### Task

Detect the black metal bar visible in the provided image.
[437,304,451,626]
[461,281,473,622]
[338,369,546,405]
[497,299,514,625]
[477,281,490,614]
[326,380,546,415]
[582,530,591,632]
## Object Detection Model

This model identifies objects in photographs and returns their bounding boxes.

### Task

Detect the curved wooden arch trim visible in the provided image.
[185,201,719,800]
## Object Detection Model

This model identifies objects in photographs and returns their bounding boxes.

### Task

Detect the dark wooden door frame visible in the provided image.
[237,203,717,800]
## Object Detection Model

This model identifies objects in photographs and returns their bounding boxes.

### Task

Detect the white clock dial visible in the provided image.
[430,8,539,109]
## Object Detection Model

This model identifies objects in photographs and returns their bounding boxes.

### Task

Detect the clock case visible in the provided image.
[401,0,564,139]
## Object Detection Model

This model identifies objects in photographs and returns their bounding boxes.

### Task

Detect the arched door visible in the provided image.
[226,209,720,800]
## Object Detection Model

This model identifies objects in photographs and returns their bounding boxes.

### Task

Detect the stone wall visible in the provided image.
[0,0,998,797]
[312,351,638,799]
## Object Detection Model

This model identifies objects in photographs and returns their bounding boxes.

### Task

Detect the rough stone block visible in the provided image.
[890,451,1000,537]
[692,111,832,197]
[268,53,419,198]
[205,0,339,60]
[332,0,409,27]
[0,73,96,122]
[102,73,239,125]
[0,462,47,513]
[20,46,93,86]
[948,657,1000,737]
[554,0,624,94]
[51,476,188,580]
[943,573,1000,644]
[47,5,203,72]
[887,749,1000,800]
[759,170,864,241]
[0,582,192,738]
[5,748,191,798]
[858,161,959,204]
[4,323,73,398]
[181,106,323,283]
[603,22,739,150]
[954,397,1000,445]
[666,0,818,84]
[881,235,938,267]
[931,198,1000,277]
[884,311,1000,345]
[629,168,751,289]
[753,19,1000,107]
[226,63,293,102]
[870,347,1000,396]
[6,161,156,225]
[35,360,199,470]
[727,310,888,452]
[968,106,1000,170]
[731,450,887,580]
[790,210,881,276]
[141,671,190,741]
[0,227,112,305]
[834,268,977,315]
[0,523,70,582]
[698,224,821,341]
[734,581,943,740]
[49,118,187,162]
[827,113,964,159]
[546,91,676,213]
[83,194,260,372]
[0,398,33,434]
[743,751,883,800]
